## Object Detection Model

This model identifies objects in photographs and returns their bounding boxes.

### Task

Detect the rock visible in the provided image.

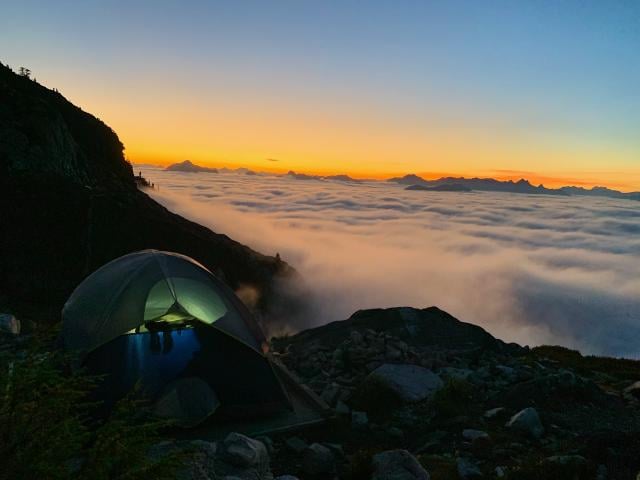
[440,367,474,381]
[416,430,448,454]
[388,426,404,439]
[321,383,341,406]
[624,381,640,400]
[219,433,269,469]
[371,449,430,480]
[256,436,274,456]
[463,430,492,458]
[462,429,489,441]
[180,440,217,480]
[457,457,483,478]
[0,313,20,335]
[543,455,587,468]
[495,466,506,477]
[351,410,369,429]
[153,377,219,426]
[361,364,443,403]
[301,443,335,475]
[335,400,350,416]
[350,330,364,345]
[285,436,308,454]
[483,407,505,419]
[505,407,544,439]
[275,476,300,480]
[541,455,589,477]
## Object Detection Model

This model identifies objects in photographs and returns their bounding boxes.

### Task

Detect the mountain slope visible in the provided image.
[0,63,301,323]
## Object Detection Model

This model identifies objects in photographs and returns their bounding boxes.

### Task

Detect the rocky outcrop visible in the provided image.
[0,63,302,323]
[268,309,640,479]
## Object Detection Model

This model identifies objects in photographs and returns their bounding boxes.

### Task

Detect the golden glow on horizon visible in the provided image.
[54,76,639,193]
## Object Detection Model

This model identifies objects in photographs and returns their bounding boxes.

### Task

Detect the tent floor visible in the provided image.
[177,358,331,440]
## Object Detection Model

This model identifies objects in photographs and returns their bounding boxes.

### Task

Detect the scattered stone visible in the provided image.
[371,449,430,480]
[624,381,640,400]
[335,400,350,416]
[302,443,335,476]
[219,432,269,469]
[361,364,444,403]
[456,457,483,478]
[285,436,308,454]
[275,476,300,480]
[483,407,505,419]
[462,429,489,441]
[352,410,369,429]
[543,455,587,468]
[440,367,474,381]
[256,436,274,455]
[495,466,506,477]
[505,407,544,439]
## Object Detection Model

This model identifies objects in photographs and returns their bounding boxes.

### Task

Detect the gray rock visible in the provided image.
[543,455,587,467]
[302,443,335,475]
[440,367,474,381]
[483,407,505,419]
[352,410,369,429]
[335,400,350,416]
[219,433,269,469]
[462,429,489,441]
[363,364,443,403]
[624,380,640,399]
[505,407,544,439]
[285,436,308,453]
[275,476,300,480]
[457,457,483,478]
[321,383,341,406]
[350,330,364,345]
[372,449,430,480]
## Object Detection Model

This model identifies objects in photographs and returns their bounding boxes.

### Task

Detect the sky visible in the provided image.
[2,0,639,190]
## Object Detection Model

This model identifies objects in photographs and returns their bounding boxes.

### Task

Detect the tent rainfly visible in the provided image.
[62,250,291,426]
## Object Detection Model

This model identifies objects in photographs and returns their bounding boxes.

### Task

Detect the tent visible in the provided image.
[62,250,292,425]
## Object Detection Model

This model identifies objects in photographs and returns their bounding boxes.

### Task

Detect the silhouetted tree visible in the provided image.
[18,67,31,79]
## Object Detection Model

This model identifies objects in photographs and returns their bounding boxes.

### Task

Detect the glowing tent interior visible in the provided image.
[61,250,308,427]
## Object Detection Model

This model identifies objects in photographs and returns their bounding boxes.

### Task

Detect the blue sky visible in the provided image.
[2,0,639,187]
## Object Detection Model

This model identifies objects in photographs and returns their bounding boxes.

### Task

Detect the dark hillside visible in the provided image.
[0,63,300,322]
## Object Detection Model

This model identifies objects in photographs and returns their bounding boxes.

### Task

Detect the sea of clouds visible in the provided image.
[138,165,640,357]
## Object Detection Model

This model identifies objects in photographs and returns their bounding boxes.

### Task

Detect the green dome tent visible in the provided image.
[62,250,292,425]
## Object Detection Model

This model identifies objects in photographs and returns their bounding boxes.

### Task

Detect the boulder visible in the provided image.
[505,407,544,439]
[456,457,483,478]
[371,449,430,480]
[462,430,489,441]
[218,433,269,470]
[301,443,335,476]
[351,410,369,429]
[360,364,443,403]
[285,436,308,454]
[623,381,640,400]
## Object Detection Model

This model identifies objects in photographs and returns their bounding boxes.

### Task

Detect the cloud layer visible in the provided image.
[140,166,640,357]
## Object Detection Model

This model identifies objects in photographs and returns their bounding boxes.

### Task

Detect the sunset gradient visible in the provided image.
[2,0,639,190]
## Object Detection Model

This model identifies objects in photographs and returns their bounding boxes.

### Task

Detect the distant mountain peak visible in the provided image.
[165,160,217,173]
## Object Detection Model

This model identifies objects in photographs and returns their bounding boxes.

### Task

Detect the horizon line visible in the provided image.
[132,159,640,193]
